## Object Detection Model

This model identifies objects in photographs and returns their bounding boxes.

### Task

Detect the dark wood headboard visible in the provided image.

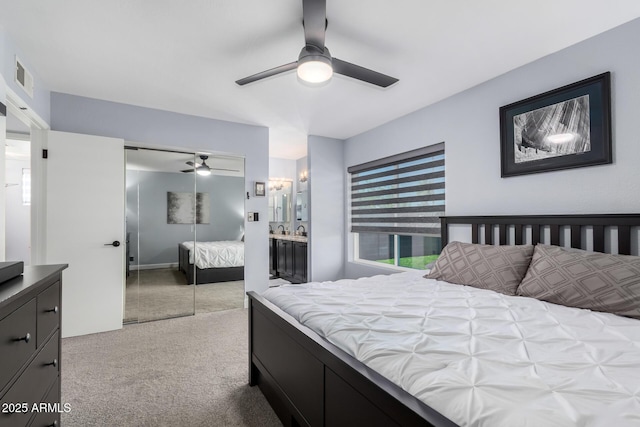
[441,214,640,255]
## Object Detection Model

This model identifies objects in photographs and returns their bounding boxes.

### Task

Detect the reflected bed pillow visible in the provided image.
[425,241,534,295]
[517,244,640,319]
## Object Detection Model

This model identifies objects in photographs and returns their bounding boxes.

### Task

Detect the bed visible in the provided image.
[178,240,244,285]
[247,214,640,426]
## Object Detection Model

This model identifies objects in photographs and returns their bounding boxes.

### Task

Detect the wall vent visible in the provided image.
[15,57,34,99]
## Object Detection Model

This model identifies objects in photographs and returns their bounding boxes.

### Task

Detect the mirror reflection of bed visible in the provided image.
[181,239,245,313]
[124,147,246,324]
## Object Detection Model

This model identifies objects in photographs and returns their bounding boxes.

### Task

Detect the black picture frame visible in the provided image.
[254,181,266,197]
[500,72,611,177]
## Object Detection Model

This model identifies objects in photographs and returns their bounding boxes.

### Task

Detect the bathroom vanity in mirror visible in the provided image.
[268,178,308,283]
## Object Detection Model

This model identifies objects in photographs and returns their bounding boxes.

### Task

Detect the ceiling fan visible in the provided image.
[235,0,398,88]
[181,155,240,176]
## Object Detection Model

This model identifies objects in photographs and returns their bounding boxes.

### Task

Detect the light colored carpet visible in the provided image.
[61,308,281,427]
[125,269,245,323]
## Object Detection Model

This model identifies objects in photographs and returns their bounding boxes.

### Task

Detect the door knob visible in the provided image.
[105,241,121,247]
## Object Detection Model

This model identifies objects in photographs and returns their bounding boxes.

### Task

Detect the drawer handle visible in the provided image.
[44,358,58,368]
[46,306,59,314]
[14,332,31,343]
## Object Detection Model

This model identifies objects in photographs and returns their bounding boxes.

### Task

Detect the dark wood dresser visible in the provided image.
[0,264,67,427]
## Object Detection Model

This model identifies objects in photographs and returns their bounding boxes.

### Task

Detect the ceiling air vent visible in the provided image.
[15,57,34,99]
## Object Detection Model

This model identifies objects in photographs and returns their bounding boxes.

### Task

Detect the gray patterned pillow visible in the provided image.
[517,245,640,320]
[425,241,534,295]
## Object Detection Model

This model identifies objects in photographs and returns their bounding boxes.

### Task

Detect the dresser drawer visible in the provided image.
[28,377,60,427]
[0,300,37,391]
[36,282,60,348]
[0,331,59,427]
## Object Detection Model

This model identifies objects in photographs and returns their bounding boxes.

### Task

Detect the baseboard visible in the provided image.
[130,263,178,271]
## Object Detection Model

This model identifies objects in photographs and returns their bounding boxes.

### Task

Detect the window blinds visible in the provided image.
[348,143,445,235]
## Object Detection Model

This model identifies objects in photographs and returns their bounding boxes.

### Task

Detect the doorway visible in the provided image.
[4,111,31,264]
[124,147,246,323]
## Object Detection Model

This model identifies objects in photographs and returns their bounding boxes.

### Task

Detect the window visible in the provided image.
[349,143,444,270]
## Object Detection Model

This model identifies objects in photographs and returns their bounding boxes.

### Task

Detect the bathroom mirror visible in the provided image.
[296,190,308,221]
[268,179,292,231]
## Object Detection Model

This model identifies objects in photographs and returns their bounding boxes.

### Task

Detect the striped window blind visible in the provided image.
[348,143,445,236]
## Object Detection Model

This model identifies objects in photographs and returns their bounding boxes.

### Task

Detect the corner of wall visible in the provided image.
[307,135,346,282]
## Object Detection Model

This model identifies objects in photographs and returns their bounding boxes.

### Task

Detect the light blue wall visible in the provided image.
[126,171,244,266]
[308,135,344,282]
[344,17,640,279]
[51,93,270,293]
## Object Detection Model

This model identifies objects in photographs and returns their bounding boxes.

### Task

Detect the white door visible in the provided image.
[45,131,124,337]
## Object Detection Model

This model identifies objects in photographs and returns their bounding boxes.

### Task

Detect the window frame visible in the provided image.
[349,143,445,271]
[352,233,419,273]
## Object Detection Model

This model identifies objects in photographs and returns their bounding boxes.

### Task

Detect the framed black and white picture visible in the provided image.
[167,192,210,224]
[254,181,266,197]
[500,72,611,177]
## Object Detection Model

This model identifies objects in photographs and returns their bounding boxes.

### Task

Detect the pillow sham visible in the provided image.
[517,244,640,320]
[425,241,534,295]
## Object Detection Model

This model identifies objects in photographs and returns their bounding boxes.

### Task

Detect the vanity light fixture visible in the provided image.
[299,171,308,183]
[269,179,284,191]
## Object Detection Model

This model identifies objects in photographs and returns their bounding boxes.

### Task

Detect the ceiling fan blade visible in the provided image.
[302,0,326,49]
[185,161,197,167]
[211,168,241,172]
[181,169,195,173]
[236,62,298,86]
[332,58,399,88]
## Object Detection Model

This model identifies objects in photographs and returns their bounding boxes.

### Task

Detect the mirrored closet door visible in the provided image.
[124,148,246,324]
[125,148,197,323]
[194,154,246,313]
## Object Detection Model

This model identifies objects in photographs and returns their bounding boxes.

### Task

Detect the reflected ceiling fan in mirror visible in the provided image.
[181,155,240,176]
[235,0,398,88]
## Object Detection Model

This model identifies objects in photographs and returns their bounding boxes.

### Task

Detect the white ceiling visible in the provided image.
[2,1,640,159]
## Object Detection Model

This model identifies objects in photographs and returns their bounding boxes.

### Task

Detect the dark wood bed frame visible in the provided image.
[178,243,244,285]
[247,214,640,426]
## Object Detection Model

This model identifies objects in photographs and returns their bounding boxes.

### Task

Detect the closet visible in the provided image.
[125,147,246,323]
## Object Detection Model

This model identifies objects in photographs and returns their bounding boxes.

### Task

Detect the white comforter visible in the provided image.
[261,271,640,427]
[181,241,244,269]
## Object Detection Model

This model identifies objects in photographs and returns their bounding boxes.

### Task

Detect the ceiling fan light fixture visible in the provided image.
[196,157,212,176]
[297,46,333,84]
[235,1,398,88]
[196,167,212,176]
